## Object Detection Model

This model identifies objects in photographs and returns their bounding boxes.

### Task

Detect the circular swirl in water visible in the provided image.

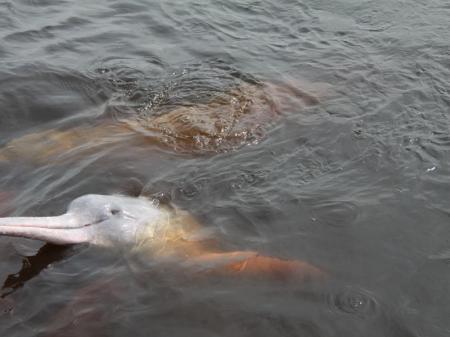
[327,286,379,318]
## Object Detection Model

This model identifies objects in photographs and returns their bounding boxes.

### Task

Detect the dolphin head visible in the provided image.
[0,194,166,246]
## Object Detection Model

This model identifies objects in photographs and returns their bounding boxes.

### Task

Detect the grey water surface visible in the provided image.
[0,0,449,336]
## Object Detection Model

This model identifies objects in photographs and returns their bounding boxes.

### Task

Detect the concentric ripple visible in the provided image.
[327,286,380,318]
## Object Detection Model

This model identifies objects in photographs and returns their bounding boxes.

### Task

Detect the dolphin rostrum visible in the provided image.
[0,194,169,246]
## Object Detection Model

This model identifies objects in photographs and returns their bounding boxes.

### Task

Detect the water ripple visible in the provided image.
[310,200,360,228]
[327,286,380,318]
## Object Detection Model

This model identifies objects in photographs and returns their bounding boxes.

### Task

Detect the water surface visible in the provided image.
[0,0,449,336]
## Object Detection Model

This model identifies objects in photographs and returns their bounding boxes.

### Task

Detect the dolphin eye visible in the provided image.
[110,208,121,215]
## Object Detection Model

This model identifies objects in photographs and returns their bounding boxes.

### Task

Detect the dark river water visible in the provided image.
[0,0,449,336]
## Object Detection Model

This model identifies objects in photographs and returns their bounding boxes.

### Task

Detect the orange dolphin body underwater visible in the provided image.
[0,80,322,163]
[0,194,325,281]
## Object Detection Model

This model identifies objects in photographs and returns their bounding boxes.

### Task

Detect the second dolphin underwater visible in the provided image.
[0,79,323,163]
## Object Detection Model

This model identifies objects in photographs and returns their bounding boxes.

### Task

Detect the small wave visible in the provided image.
[310,200,359,227]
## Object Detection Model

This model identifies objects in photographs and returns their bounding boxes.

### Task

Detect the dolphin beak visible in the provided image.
[0,213,91,245]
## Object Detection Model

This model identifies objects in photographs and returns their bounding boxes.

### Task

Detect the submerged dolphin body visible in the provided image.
[0,80,325,164]
[0,194,325,281]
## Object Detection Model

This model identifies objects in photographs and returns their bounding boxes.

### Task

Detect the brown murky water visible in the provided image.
[0,0,449,336]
